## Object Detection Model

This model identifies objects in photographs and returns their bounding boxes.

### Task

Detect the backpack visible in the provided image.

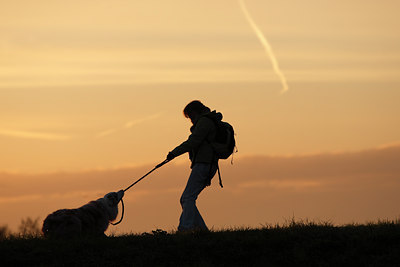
[211,120,236,160]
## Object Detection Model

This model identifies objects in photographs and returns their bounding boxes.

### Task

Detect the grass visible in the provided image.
[1,219,400,266]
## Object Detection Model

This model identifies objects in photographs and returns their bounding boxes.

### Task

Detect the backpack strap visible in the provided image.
[207,161,223,188]
[217,163,223,188]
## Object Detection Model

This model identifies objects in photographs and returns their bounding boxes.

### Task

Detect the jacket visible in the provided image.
[171,110,223,167]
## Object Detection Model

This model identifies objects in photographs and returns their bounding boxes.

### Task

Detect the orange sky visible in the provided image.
[1,0,400,233]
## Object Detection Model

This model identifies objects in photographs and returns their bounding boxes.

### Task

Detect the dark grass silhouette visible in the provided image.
[1,219,400,266]
[0,217,42,239]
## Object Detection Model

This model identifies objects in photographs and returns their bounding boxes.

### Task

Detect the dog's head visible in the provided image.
[101,190,124,221]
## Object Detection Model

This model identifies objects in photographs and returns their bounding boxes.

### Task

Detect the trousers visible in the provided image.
[178,163,217,231]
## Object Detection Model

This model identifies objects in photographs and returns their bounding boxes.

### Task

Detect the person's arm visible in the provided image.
[169,117,213,158]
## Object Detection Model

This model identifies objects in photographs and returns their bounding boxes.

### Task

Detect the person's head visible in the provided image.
[183,100,210,123]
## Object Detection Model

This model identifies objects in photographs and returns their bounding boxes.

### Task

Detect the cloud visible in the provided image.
[0,190,109,204]
[1,143,399,197]
[0,113,164,141]
[0,194,43,204]
[1,144,399,233]
[0,129,71,141]
[95,128,117,138]
[125,112,163,129]
[96,112,164,138]
[238,180,321,190]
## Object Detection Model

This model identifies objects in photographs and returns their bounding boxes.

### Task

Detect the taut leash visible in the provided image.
[123,159,170,193]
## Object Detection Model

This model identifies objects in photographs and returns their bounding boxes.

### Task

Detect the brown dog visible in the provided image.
[42,190,124,238]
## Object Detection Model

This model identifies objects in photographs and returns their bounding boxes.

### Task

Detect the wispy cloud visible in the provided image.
[96,112,164,138]
[0,190,106,204]
[95,128,118,138]
[125,113,163,129]
[0,129,71,141]
[238,180,321,190]
[0,194,43,204]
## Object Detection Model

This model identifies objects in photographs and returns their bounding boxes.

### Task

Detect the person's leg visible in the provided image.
[178,163,217,231]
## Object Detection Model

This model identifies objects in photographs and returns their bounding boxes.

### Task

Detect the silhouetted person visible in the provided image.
[166,100,222,232]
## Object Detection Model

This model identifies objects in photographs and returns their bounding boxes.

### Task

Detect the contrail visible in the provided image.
[238,0,289,93]
[0,129,71,141]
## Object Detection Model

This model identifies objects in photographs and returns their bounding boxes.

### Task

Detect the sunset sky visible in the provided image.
[1,0,399,234]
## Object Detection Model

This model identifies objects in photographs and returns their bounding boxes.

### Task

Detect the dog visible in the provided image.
[42,190,124,238]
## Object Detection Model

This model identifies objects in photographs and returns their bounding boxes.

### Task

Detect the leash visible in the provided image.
[111,198,124,226]
[111,159,170,226]
[123,159,170,193]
